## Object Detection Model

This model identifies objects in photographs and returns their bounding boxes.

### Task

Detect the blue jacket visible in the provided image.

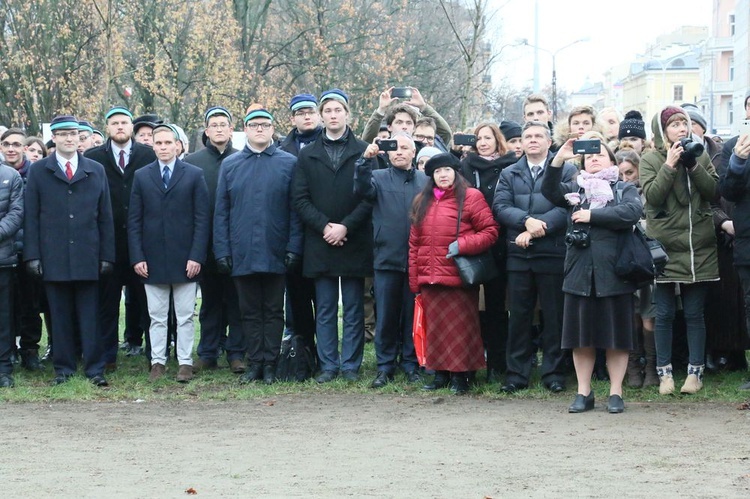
[128,159,209,284]
[354,156,427,272]
[213,144,303,276]
[23,153,115,281]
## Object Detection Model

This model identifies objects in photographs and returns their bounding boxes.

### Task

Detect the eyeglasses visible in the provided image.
[53,131,78,138]
[245,122,272,130]
[293,110,317,118]
[414,134,435,143]
[208,123,231,130]
[1,141,23,149]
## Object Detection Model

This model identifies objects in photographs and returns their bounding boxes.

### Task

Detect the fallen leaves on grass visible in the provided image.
[736,401,750,410]
[185,487,197,495]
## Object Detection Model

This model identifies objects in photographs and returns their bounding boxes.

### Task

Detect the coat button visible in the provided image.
[70,240,74,244]
[69,214,74,218]
[68,190,72,194]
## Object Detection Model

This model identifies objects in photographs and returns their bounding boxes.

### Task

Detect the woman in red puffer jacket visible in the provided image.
[409,153,498,395]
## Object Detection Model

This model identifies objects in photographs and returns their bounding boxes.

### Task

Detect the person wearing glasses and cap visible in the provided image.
[24,115,115,387]
[185,106,243,373]
[85,106,157,366]
[128,124,209,383]
[213,108,302,384]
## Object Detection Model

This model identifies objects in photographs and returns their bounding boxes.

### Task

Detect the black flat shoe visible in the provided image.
[370,371,393,388]
[422,371,449,390]
[500,382,528,394]
[546,381,566,393]
[50,374,72,386]
[90,375,108,387]
[607,394,624,413]
[568,392,595,413]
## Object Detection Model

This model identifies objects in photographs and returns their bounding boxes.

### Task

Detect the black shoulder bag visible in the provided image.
[452,198,499,286]
[613,183,669,286]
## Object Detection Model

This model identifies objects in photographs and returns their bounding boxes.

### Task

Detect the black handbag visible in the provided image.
[452,200,498,286]
[615,223,668,286]
[613,183,668,286]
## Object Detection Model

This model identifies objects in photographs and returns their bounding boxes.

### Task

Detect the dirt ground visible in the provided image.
[2,394,750,498]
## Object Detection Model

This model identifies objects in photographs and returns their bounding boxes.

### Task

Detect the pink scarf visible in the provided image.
[433,187,446,200]
[577,166,619,209]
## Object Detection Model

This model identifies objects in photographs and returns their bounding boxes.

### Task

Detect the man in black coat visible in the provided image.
[493,121,575,393]
[184,106,243,373]
[128,124,209,383]
[292,89,372,383]
[85,106,157,365]
[279,94,322,357]
[24,115,115,386]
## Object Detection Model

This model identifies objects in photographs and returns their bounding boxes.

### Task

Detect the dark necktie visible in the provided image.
[119,150,125,173]
[65,161,73,181]
[162,166,171,189]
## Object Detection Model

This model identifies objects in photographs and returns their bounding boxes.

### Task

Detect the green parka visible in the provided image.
[639,109,719,283]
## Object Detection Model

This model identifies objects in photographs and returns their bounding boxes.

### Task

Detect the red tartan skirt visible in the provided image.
[421,285,485,372]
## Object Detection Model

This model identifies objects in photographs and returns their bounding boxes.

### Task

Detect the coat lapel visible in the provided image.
[166,160,185,192]
[148,161,167,192]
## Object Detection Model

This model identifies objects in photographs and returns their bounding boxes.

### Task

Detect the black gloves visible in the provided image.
[99,261,114,275]
[284,252,302,273]
[26,259,43,278]
[681,152,697,170]
[216,256,232,275]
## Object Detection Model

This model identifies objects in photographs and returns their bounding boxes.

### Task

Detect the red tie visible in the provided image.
[65,161,73,180]
[119,150,125,172]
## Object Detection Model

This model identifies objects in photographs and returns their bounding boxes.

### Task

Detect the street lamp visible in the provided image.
[522,37,589,119]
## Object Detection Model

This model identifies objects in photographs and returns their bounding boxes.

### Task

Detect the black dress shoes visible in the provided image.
[546,381,566,393]
[90,375,108,387]
[240,364,263,384]
[568,392,595,413]
[50,374,72,386]
[262,365,275,385]
[0,373,14,388]
[500,382,528,394]
[370,371,394,388]
[422,371,450,390]
[315,371,338,383]
[404,370,421,383]
[341,370,359,382]
[607,394,625,413]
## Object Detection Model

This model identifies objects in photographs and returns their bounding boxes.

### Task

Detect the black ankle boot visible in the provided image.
[450,372,469,395]
[422,371,450,390]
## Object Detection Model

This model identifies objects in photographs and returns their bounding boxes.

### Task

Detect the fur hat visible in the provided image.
[618,110,646,139]
[424,152,460,178]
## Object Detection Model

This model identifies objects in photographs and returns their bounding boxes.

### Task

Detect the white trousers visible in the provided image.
[144,282,197,366]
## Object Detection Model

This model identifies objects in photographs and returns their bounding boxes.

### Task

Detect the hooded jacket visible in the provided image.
[639,108,719,283]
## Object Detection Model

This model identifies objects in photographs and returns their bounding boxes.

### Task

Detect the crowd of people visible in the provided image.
[1,86,750,414]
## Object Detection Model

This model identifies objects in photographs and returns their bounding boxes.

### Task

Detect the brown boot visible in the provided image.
[149,363,166,382]
[642,329,660,387]
[626,351,643,388]
[176,364,193,383]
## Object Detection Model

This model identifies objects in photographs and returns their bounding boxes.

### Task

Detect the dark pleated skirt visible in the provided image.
[562,292,634,350]
[421,285,485,372]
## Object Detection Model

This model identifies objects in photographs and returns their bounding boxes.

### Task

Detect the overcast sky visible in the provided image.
[487,0,713,92]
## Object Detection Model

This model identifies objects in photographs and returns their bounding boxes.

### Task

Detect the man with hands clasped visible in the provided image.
[493,121,576,394]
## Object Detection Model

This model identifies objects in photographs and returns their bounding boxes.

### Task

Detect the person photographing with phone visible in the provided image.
[640,106,718,396]
[542,133,642,413]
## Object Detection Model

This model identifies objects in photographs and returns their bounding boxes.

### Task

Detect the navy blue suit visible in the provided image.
[128,159,209,284]
[23,153,115,378]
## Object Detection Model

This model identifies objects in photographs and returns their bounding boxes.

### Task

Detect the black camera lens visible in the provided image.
[679,138,704,159]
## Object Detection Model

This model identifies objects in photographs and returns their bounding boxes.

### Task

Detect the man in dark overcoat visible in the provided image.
[128,124,209,383]
[23,115,115,386]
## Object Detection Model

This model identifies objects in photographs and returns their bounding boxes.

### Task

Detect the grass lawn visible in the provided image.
[2,300,749,405]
